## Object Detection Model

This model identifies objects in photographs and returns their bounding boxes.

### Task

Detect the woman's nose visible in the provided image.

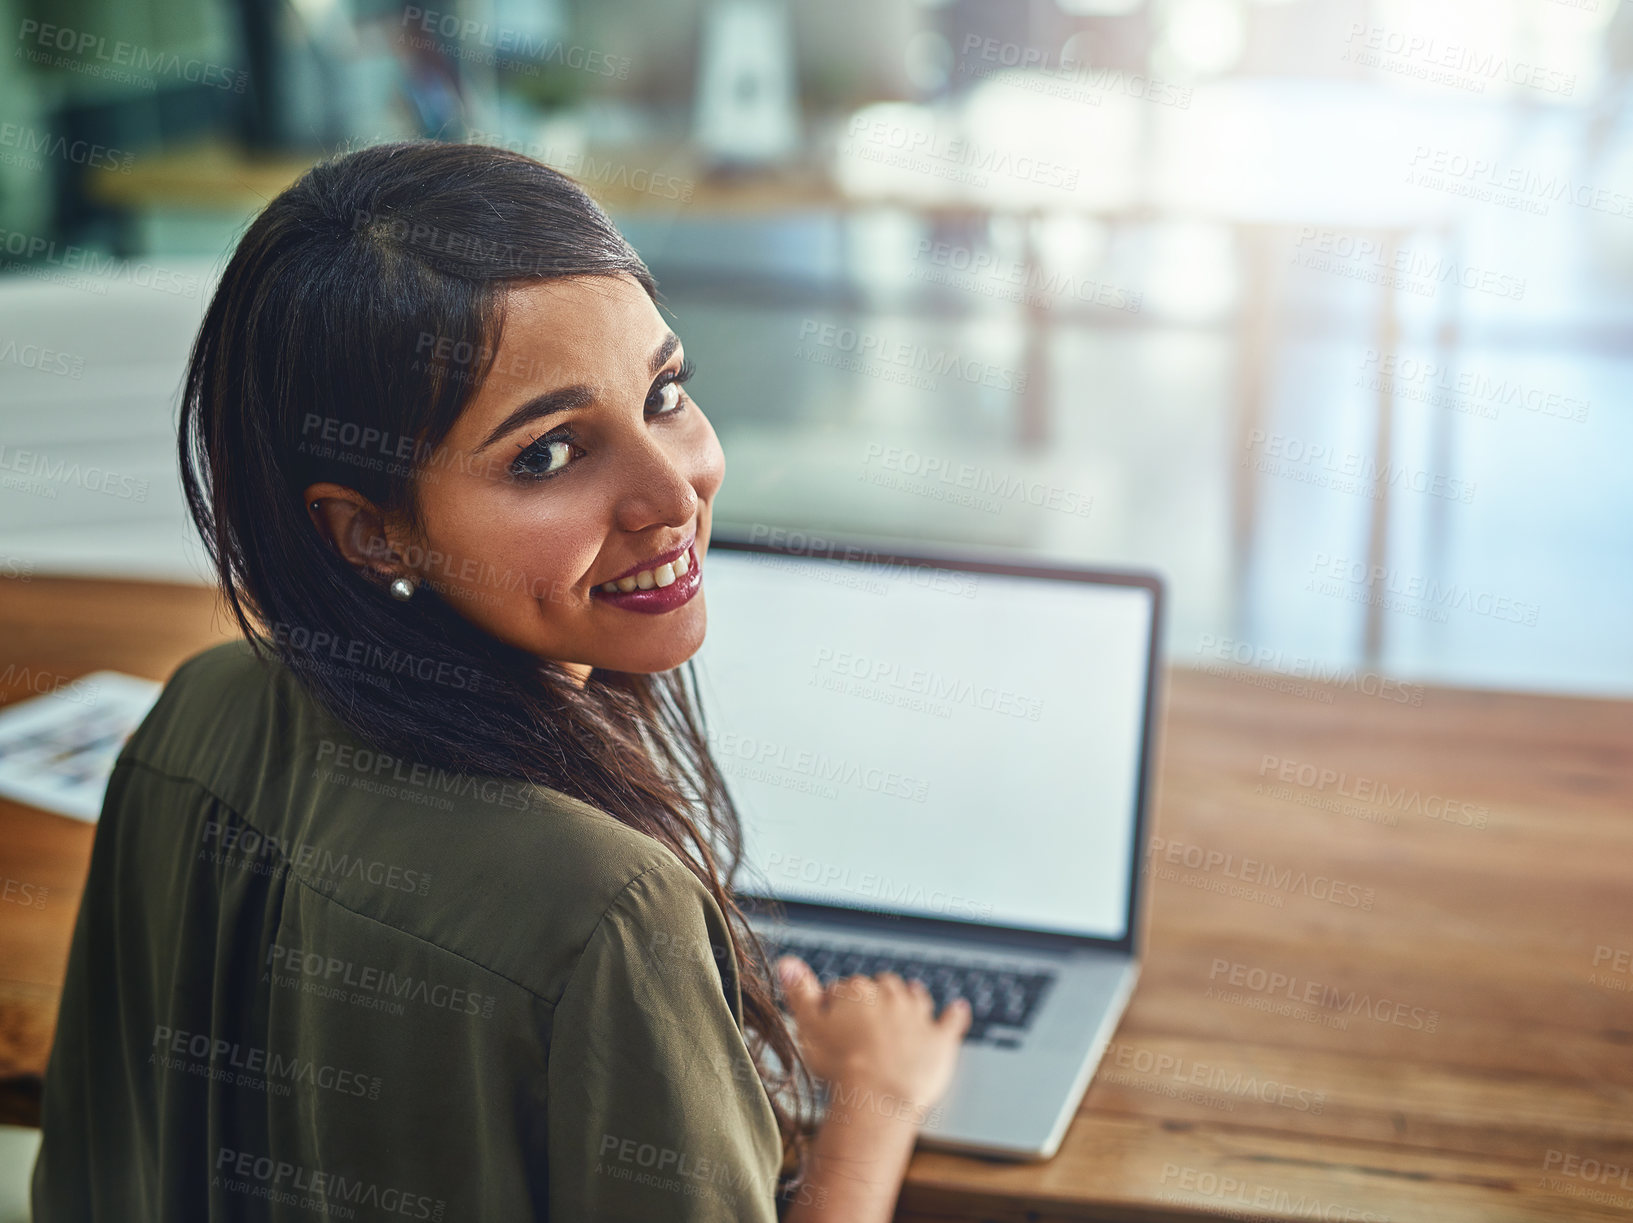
[612,430,704,532]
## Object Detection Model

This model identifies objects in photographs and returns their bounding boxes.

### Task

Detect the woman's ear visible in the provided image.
[303,483,415,582]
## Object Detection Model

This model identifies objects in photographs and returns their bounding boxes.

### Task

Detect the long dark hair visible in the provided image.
[177,140,811,1189]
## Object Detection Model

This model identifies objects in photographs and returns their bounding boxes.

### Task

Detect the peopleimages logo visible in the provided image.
[151,1025,382,1101]
[1341,22,1575,97]
[1257,754,1488,829]
[1144,834,1375,910]
[1107,1042,1327,1113]
[595,1132,773,1202]
[1308,552,1541,628]
[215,1146,445,1220]
[843,114,1080,191]
[201,817,432,896]
[1244,427,1478,505]
[0,338,85,379]
[1289,227,1526,303]
[467,130,694,203]
[706,729,931,803]
[860,443,1093,519]
[0,122,133,172]
[1158,1164,1389,1222]
[263,943,498,1019]
[1589,945,1632,993]
[270,622,484,693]
[1543,1149,1633,1191]
[16,20,250,91]
[0,663,100,708]
[1194,634,1426,706]
[811,646,1044,721]
[0,444,150,502]
[1356,349,1589,425]
[0,226,206,296]
[797,319,1028,394]
[315,739,541,813]
[398,6,630,78]
[761,851,993,921]
[744,524,982,597]
[955,33,1192,109]
[911,238,1142,312]
[1207,957,1440,1033]
[1407,145,1630,219]
[0,874,48,909]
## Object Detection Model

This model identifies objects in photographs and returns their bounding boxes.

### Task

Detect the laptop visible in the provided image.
[692,530,1164,1160]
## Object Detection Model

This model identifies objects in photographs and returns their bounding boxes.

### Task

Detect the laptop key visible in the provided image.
[838,952,874,978]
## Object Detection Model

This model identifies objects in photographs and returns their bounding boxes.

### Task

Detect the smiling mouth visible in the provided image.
[589,543,703,614]
[597,545,693,594]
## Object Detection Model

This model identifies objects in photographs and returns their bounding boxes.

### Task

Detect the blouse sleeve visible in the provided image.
[547,858,785,1222]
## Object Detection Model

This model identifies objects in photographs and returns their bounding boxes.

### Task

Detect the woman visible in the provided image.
[32,141,969,1222]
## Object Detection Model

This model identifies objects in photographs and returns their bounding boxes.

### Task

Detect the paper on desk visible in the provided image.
[0,672,162,821]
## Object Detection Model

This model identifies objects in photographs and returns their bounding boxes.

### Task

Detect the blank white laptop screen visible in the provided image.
[693,548,1154,941]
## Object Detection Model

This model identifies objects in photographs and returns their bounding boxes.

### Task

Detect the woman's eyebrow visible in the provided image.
[649,331,680,375]
[472,384,595,456]
[471,333,683,457]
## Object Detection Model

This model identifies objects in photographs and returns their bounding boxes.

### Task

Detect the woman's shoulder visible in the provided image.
[119,636,705,1004]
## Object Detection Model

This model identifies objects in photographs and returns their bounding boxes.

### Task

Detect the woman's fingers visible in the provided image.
[829,973,879,1005]
[779,962,943,1023]
[938,996,973,1035]
[775,956,823,1018]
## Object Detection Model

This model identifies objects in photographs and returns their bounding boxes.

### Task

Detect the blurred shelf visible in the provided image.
[85,141,315,211]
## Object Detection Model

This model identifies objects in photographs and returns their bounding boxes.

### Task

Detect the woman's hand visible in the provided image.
[775,956,971,1223]
[774,956,970,1118]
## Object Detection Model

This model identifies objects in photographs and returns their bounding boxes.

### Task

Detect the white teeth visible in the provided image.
[600,548,692,595]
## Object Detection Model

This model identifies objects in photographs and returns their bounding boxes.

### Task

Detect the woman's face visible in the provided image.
[380,274,723,678]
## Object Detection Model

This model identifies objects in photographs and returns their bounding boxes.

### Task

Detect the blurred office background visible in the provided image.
[0,2,1629,1213]
[0,0,1629,703]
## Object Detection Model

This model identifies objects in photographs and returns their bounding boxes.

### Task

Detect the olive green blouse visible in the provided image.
[32,638,785,1221]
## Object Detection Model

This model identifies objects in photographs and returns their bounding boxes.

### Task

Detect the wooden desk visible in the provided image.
[2,577,1630,1221]
[0,577,241,1125]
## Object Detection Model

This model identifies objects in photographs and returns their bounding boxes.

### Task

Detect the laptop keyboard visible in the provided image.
[764,937,1056,1047]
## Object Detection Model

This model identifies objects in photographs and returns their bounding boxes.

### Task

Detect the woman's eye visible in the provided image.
[648,358,694,415]
[652,381,682,413]
[511,360,692,483]
[511,436,576,481]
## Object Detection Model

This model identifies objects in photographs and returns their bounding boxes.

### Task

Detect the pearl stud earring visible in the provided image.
[389,576,416,601]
